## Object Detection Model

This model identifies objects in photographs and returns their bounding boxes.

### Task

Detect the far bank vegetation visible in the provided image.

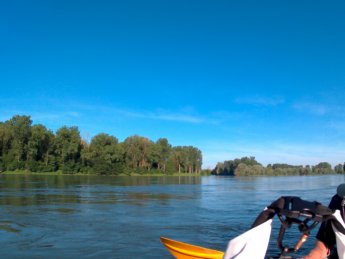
[0,115,202,175]
[1,115,343,176]
[211,156,345,176]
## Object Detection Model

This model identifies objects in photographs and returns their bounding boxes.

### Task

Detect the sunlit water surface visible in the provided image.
[0,174,343,258]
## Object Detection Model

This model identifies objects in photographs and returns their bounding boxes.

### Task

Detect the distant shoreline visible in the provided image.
[1,170,339,177]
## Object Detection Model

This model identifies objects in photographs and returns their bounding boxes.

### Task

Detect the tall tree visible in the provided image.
[26,124,54,171]
[85,133,123,174]
[0,122,12,157]
[0,122,13,171]
[55,126,82,172]
[6,115,32,168]
[172,146,184,173]
[155,138,171,172]
[312,162,333,174]
[123,135,153,169]
[335,164,344,174]
[171,146,202,174]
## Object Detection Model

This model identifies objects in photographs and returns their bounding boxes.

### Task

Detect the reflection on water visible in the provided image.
[0,174,200,207]
[0,221,22,233]
[0,175,195,208]
[44,208,79,214]
[0,174,202,188]
[0,174,344,258]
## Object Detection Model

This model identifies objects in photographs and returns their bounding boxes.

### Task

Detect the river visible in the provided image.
[0,174,343,258]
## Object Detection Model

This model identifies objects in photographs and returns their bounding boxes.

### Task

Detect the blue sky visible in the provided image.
[1,0,345,169]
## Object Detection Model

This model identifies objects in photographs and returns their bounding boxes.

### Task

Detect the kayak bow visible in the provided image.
[160,237,224,259]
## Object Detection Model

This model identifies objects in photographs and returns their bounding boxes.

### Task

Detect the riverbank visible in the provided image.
[1,170,211,177]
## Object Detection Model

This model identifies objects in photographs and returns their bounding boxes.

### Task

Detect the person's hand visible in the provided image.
[300,240,330,259]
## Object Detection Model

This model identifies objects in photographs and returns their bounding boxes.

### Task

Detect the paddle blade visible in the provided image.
[223,219,272,259]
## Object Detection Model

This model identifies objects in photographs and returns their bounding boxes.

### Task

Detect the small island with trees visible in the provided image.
[0,115,343,176]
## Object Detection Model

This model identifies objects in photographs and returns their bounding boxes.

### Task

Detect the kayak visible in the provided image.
[160,237,224,259]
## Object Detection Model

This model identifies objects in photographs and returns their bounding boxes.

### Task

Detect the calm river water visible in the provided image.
[0,174,343,258]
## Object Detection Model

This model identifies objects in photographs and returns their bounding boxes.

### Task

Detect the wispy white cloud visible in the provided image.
[115,109,206,123]
[328,121,345,132]
[1,98,220,128]
[292,102,329,116]
[71,101,216,124]
[151,113,204,123]
[29,111,81,122]
[235,95,284,106]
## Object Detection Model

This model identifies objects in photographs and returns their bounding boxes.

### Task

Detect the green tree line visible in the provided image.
[212,156,345,176]
[0,115,202,175]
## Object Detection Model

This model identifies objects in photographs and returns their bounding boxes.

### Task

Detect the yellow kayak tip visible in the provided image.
[160,237,224,259]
